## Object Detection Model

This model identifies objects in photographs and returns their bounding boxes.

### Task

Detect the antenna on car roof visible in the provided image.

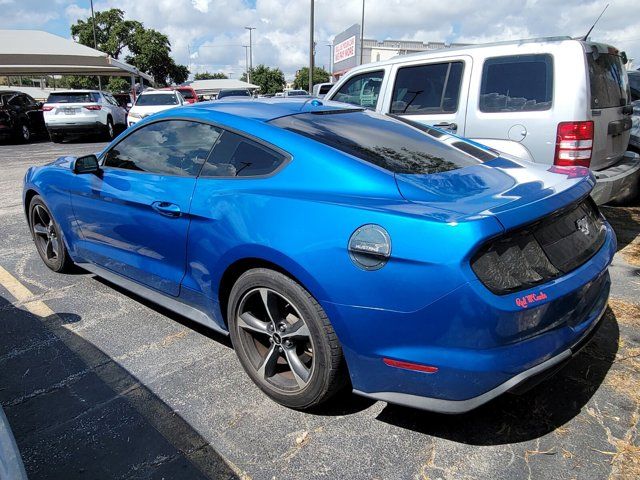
[581,4,609,41]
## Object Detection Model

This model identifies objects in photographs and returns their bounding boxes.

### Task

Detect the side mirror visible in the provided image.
[73,154,100,174]
[126,102,132,108]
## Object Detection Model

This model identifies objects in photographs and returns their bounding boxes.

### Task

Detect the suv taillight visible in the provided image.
[554,121,593,168]
[83,105,102,110]
[42,105,53,111]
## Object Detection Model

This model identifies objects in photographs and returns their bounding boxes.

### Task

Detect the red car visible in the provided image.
[174,86,198,104]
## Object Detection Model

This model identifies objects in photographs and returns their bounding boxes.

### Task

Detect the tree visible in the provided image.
[240,65,285,95]
[106,77,130,93]
[70,8,189,86]
[293,67,330,90]
[194,72,228,80]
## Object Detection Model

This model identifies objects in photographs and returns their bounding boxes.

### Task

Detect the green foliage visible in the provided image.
[240,65,285,95]
[194,72,229,80]
[57,75,98,90]
[293,67,330,90]
[106,77,130,92]
[70,8,189,86]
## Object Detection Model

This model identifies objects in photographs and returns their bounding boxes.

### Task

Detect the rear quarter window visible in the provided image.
[480,54,553,112]
[588,52,629,108]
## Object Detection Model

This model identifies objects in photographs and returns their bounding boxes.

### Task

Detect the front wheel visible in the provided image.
[28,195,74,273]
[228,268,348,409]
[104,117,115,141]
[18,123,31,143]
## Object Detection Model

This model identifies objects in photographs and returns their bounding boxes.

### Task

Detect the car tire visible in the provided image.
[28,195,74,273]
[18,123,31,143]
[104,117,115,141]
[228,268,348,410]
[49,133,64,143]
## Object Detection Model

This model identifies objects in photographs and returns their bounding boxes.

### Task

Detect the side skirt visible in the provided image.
[77,262,228,336]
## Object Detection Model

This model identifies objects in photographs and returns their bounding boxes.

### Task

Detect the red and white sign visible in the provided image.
[334,35,356,64]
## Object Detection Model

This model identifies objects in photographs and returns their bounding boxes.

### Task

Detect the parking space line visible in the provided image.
[0,265,57,319]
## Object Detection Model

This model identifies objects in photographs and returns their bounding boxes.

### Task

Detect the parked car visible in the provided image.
[24,98,615,413]
[217,89,252,99]
[127,89,185,127]
[312,82,333,98]
[112,92,134,112]
[0,90,46,142]
[628,70,640,153]
[325,37,640,204]
[283,89,310,97]
[43,90,127,142]
[175,86,198,104]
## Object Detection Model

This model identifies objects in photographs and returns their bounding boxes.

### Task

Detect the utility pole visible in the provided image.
[309,0,314,93]
[327,43,333,79]
[245,26,255,84]
[243,45,249,82]
[90,0,102,90]
[360,0,365,65]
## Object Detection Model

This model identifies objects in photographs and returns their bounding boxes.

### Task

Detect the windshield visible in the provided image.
[135,93,179,106]
[269,110,493,175]
[177,88,195,99]
[47,92,98,103]
[218,90,250,98]
[287,90,308,96]
[588,51,629,108]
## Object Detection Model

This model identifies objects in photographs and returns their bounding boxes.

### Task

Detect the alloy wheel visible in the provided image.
[235,287,314,391]
[21,124,30,141]
[31,204,60,262]
[107,121,114,138]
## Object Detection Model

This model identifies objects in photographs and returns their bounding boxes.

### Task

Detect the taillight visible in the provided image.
[83,105,102,110]
[42,105,54,111]
[554,121,593,168]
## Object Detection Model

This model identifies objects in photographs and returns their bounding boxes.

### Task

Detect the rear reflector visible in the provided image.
[554,121,593,167]
[83,105,102,110]
[383,358,438,373]
[42,105,53,111]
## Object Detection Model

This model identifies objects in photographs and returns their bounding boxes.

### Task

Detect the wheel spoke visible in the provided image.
[35,205,50,225]
[32,224,48,236]
[283,347,310,388]
[256,344,280,380]
[50,237,60,258]
[281,319,310,339]
[45,238,54,260]
[258,288,280,326]
[237,312,270,335]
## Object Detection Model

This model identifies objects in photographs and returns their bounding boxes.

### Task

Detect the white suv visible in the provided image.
[127,89,185,127]
[43,90,127,142]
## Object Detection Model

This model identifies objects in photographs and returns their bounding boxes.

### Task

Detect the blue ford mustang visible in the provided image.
[23,98,615,413]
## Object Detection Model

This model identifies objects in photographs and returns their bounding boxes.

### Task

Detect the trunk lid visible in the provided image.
[394,156,595,231]
[585,43,632,171]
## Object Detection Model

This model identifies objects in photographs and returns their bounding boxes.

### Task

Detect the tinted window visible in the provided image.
[332,70,384,109]
[391,62,463,115]
[480,54,553,112]
[629,72,640,101]
[588,52,629,108]
[270,110,488,175]
[8,95,27,107]
[135,93,179,106]
[201,131,286,177]
[318,85,332,94]
[47,92,99,103]
[218,90,250,98]
[177,88,195,99]
[286,90,308,96]
[104,121,221,176]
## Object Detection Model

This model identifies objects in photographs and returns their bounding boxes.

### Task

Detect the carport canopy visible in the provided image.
[0,30,153,82]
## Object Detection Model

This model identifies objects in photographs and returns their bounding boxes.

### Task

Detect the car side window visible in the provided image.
[200,130,286,177]
[390,61,463,115]
[480,54,553,112]
[104,120,222,177]
[8,95,26,107]
[332,70,384,109]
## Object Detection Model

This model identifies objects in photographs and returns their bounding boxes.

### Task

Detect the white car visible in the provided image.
[127,90,185,127]
[43,90,127,142]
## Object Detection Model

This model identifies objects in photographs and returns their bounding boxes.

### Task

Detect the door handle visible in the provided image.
[433,122,458,131]
[151,201,181,217]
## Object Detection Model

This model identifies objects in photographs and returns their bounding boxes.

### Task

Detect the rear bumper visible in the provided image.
[46,122,105,135]
[591,151,640,204]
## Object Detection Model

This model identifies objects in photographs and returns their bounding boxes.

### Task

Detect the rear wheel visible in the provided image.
[28,195,74,273]
[104,117,115,141]
[228,268,347,409]
[18,123,31,143]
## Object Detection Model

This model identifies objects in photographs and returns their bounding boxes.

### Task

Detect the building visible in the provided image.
[331,24,469,80]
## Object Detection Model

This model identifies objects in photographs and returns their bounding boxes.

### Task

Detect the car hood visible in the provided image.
[394,156,595,230]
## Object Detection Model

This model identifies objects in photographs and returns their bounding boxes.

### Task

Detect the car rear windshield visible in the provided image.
[177,88,195,99]
[269,110,493,175]
[135,94,179,106]
[218,90,250,98]
[318,85,332,94]
[47,92,99,103]
[588,51,629,108]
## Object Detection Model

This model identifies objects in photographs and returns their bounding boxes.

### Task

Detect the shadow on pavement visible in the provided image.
[0,293,239,480]
[375,306,619,445]
[601,205,640,252]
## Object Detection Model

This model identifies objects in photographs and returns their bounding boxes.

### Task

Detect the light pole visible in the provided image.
[360,0,365,65]
[245,26,255,84]
[243,45,249,82]
[327,43,333,79]
[90,0,102,90]
[309,0,314,93]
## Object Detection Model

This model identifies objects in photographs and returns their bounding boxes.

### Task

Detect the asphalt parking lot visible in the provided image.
[1,140,639,480]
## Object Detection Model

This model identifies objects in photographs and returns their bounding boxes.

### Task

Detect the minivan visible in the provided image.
[325,37,639,204]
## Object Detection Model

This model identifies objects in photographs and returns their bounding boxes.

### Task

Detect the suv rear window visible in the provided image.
[480,54,553,112]
[269,110,491,175]
[135,93,179,106]
[588,51,629,108]
[47,92,99,103]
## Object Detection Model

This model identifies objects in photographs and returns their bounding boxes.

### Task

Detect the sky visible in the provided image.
[2,0,639,80]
